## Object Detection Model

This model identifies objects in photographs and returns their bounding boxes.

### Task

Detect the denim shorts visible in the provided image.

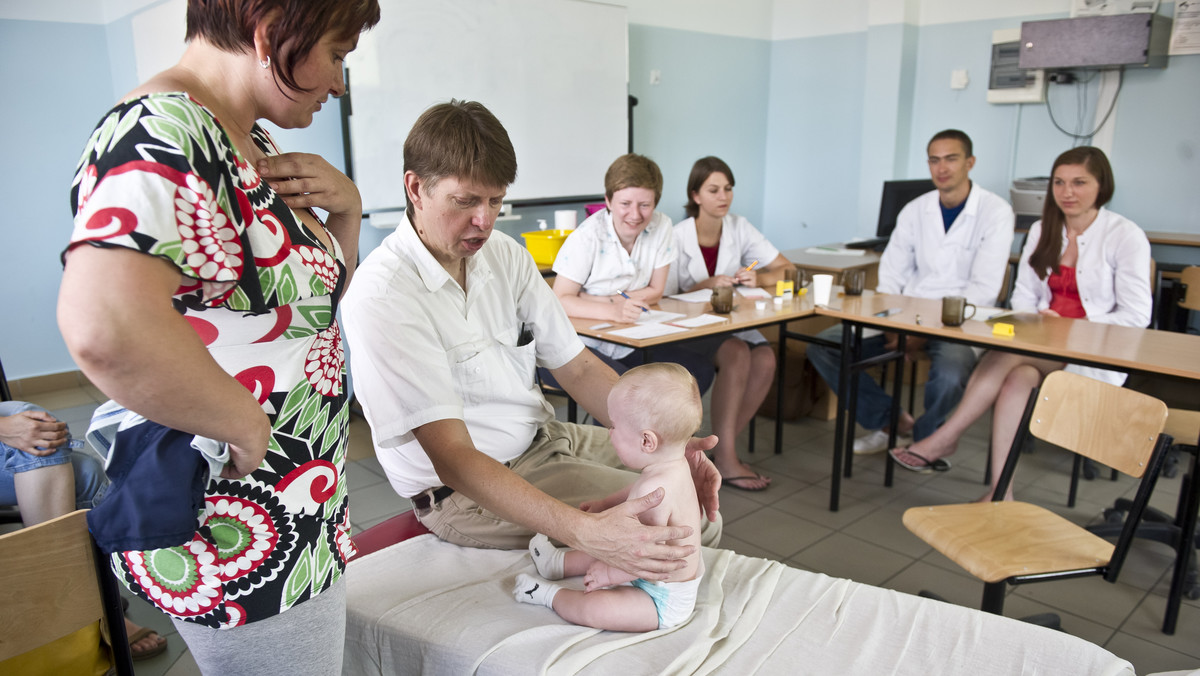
[0,401,73,473]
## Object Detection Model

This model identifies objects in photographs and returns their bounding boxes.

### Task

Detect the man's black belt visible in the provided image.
[411,485,455,510]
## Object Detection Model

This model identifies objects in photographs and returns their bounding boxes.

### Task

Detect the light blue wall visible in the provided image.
[856,23,921,232]
[7,10,1199,380]
[1,19,113,379]
[763,32,867,250]
[1,12,351,381]
[903,11,1200,236]
[628,24,771,228]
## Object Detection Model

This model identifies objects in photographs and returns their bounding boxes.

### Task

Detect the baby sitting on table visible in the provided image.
[513,362,704,632]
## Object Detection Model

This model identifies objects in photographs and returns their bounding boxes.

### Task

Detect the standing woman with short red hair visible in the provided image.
[58,1,379,671]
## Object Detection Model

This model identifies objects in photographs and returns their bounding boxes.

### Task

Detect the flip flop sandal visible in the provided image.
[128,627,168,661]
[721,474,771,492]
[889,447,952,474]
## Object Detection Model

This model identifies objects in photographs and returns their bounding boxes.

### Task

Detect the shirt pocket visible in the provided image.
[447,339,492,407]
[494,326,538,392]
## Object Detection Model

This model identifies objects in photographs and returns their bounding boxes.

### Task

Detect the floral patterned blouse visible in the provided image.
[67,93,356,629]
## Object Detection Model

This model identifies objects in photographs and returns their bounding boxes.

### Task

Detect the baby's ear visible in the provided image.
[640,429,660,454]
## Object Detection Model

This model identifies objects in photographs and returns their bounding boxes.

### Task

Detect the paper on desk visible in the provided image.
[637,310,686,324]
[736,286,771,299]
[608,323,689,340]
[671,314,729,328]
[977,307,1009,321]
[668,289,714,303]
[804,247,866,256]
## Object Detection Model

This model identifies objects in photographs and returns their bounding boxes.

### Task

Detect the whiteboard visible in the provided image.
[346,0,628,213]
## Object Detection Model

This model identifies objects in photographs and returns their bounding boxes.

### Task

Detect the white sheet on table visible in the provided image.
[343,535,1134,676]
[670,314,729,328]
[668,289,714,303]
[637,309,686,324]
[607,323,689,340]
[736,286,771,299]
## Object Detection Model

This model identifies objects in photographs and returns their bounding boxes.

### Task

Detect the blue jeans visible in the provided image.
[0,401,107,509]
[805,325,977,441]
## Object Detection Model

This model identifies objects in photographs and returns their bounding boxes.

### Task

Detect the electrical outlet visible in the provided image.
[649,69,661,85]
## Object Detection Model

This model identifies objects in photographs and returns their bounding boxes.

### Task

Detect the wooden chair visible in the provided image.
[902,371,1171,622]
[0,510,133,675]
[1181,265,1200,314]
[1068,257,1158,498]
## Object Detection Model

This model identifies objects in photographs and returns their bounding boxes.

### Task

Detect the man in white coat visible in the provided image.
[806,130,1014,455]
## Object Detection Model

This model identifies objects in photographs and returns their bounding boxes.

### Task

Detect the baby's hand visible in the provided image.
[583,561,621,591]
[578,499,602,513]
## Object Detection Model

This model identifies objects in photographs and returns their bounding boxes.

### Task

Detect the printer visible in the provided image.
[1010,177,1048,230]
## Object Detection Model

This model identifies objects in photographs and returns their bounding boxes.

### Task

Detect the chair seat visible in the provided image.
[903,502,1115,583]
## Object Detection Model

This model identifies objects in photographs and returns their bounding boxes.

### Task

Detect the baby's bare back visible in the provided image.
[628,461,702,582]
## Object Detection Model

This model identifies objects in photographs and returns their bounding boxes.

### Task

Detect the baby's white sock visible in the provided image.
[513,573,560,608]
[528,533,566,580]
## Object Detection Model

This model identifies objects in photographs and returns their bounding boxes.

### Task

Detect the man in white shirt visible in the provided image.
[341,100,720,581]
[807,130,1014,456]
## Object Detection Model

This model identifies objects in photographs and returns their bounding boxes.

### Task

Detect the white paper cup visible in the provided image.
[554,209,578,230]
[812,274,833,306]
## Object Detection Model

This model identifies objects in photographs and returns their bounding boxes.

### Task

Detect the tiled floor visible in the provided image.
[11,384,1200,675]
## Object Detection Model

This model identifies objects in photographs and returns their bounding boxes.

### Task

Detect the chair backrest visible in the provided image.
[1028,371,1168,478]
[0,510,122,669]
[996,261,1014,307]
[0,355,10,402]
[1180,265,1200,312]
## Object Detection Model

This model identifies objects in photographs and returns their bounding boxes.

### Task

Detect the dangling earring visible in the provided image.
[260,56,271,69]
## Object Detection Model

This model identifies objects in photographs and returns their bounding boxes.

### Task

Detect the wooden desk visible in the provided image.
[1014,229,1200,248]
[815,292,1200,511]
[783,246,881,288]
[819,293,1200,380]
[574,291,820,453]
[1138,231,1200,248]
[572,294,815,347]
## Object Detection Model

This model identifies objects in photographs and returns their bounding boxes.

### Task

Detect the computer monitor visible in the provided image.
[876,178,935,239]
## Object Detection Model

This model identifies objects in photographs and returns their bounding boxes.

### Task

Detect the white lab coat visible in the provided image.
[669,213,781,345]
[877,185,1015,307]
[1011,208,1152,386]
[669,214,780,294]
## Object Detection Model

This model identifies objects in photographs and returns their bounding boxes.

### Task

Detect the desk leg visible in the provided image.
[843,323,864,479]
[830,323,853,511]
[884,333,906,488]
[775,323,787,455]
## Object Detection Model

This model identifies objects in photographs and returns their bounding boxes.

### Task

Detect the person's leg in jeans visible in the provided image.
[0,401,75,526]
[805,325,914,451]
[913,340,978,441]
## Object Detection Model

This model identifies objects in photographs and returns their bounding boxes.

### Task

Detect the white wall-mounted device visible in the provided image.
[987,28,1045,104]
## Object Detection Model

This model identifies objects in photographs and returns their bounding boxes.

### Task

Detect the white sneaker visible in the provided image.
[853,430,912,455]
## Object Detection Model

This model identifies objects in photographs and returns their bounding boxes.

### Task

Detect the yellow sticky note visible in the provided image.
[992,322,1015,337]
[775,280,794,297]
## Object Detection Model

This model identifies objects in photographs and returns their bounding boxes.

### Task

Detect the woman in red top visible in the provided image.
[889,147,1151,500]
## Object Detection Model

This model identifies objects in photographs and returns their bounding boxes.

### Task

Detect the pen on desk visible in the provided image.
[618,290,649,313]
[817,246,840,252]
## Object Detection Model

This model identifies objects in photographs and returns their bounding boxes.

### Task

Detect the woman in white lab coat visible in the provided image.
[890,146,1151,500]
[673,156,792,491]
